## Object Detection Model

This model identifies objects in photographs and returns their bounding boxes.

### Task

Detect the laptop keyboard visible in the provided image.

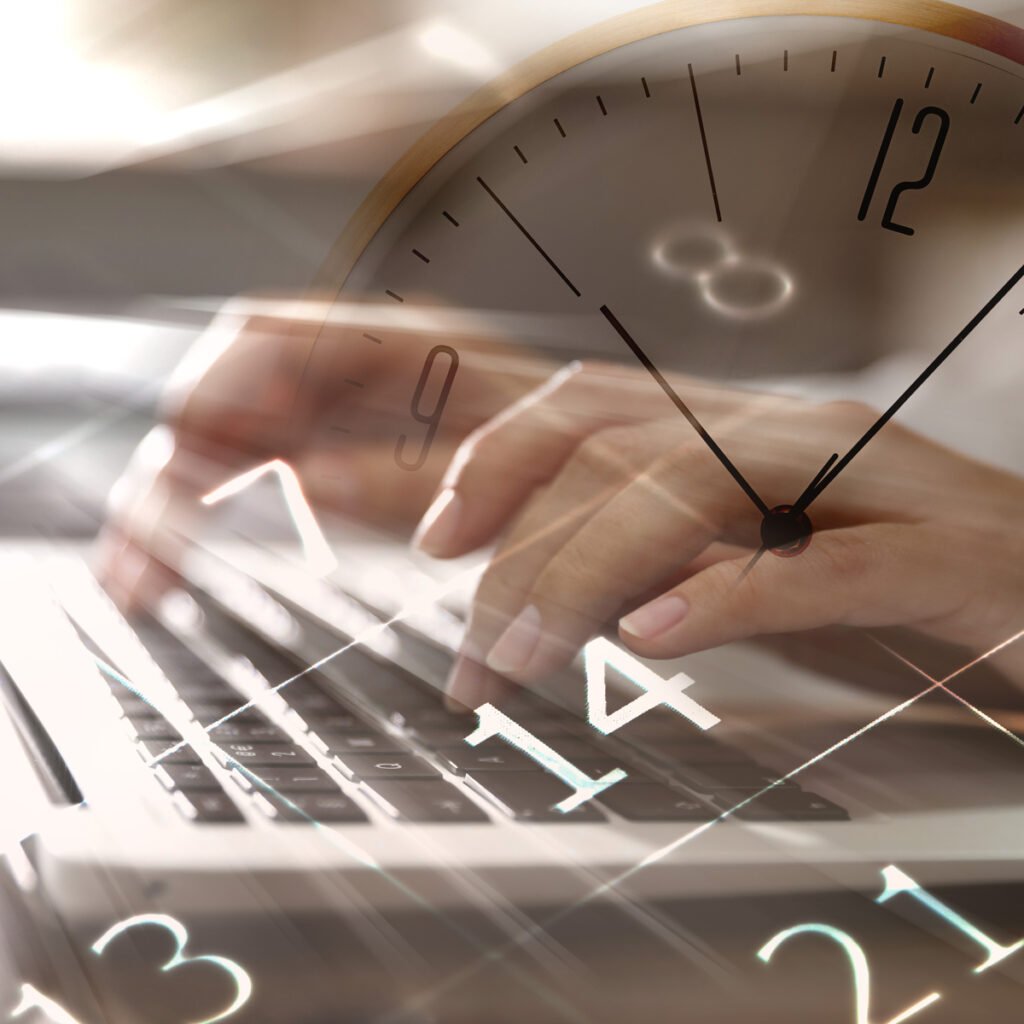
[94,584,849,828]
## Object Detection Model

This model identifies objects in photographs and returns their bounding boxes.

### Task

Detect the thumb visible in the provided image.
[618,524,941,659]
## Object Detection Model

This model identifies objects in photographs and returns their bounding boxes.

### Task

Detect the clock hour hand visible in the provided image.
[795,263,1024,514]
[600,304,769,516]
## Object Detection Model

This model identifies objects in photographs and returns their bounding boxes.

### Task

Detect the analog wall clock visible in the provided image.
[293,0,1022,688]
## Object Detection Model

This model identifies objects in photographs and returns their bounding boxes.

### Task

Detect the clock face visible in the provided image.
[302,3,1023,681]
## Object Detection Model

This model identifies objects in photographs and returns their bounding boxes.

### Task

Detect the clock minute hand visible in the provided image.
[795,263,1024,515]
[600,304,770,516]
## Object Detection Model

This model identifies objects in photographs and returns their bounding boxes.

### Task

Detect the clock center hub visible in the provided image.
[760,504,813,557]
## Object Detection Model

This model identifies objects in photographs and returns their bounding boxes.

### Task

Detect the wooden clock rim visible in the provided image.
[313,0,1024,294]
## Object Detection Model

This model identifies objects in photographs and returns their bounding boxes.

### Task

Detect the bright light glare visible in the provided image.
[419,22,498,76]
[0,0,154,166]
[0,311,183,377]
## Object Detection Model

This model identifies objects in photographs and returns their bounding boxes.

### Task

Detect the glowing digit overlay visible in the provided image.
[758,863,1024,1022]
[466,703,627,813]
[583,637,720,734]
[876,865,1024,973]
[466,640,719,812]
[202,459,336,576]
[11,985,87,1024]
[758,923,942,1024]
[92,914,253,1024]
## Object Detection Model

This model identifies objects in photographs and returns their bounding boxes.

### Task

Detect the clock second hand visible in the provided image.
[600,304,770,517]
[794,262,1024,515]
[735,263,1024,585]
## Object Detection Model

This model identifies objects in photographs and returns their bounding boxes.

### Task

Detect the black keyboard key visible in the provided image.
[179,791,245,823]
[259,791,368,823]
[433,745,540,773]
[157,763,222,791]
[292,711,368,733]
[333,652,440,713]
[644,738,759,765]
[597,781,713,821]
[405,722,478,747]
[613,710,702,740]
[139,740,201,765]
[397,706,476,728]
[231,766,340,793]
[313,730,406,755]
[539,734,610,761]
[129,717,182,741]
[215,742,315,766]
[168,670,235,696]
[466,772,605,822]
[712,789,849,821]
[367,779,489,822]
[189,701,269,726]
[207,722,287,742]
[670,762,792,793]
[575,757,657,783]
[280,681,341,713]
[334,753,438,780]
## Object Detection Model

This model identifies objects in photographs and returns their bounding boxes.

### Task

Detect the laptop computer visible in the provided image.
[1,516,1021,1022]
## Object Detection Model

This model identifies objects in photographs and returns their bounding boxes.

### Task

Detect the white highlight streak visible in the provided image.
[419,23,498,76]
[888,992,943,1024]
[202,460,336,576]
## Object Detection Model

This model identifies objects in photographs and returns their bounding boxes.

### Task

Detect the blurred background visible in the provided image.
[0,0,1021,540]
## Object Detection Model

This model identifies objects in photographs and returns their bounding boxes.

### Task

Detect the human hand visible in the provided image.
[96,296,552,611]
[412,361,1024,707]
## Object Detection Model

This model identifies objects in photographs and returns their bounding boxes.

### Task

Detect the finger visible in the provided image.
[95,428,249,611]
[482,442,739,682]
[416,363,791,560]
[618,523,952,658]
[445,433,639,708]
[93,530,180,615]
[299,437,463,530]
[414,362,728,558]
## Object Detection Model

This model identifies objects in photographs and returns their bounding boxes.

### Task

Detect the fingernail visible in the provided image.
[486,605,541,675]
[413,488,462,555]
[445,654,485,712]
[619,595,689,639]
